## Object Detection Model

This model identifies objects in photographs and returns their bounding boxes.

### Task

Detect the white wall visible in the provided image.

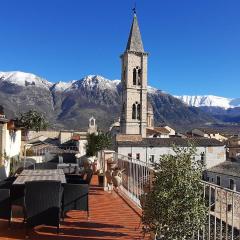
[117,145,226,169]
[4,129,22,175]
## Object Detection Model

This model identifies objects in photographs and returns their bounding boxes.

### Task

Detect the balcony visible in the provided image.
[0,175,145,240]
[1,150,240,240]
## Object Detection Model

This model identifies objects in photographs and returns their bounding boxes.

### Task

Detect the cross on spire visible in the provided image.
[125,6,144,53]
[132,2,137,14]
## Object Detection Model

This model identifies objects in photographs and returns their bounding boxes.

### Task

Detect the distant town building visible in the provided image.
[190,128,228,142]
[227,135,240,161]
[206,161,240,191]
[146,127,170,138]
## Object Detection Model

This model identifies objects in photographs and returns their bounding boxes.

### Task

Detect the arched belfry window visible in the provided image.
[137,104,141,120]
[137,69,142,85]
[133,68,137,85]
[132,104,136,119]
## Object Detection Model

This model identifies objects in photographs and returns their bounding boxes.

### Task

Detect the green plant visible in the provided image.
[142,144,207,240]
[86,132,112,157]
[18,110,48,132]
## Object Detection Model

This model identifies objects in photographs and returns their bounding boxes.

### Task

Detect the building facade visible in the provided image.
[206,161,240,191]
[117,138,226,169]
[0,116,22,175]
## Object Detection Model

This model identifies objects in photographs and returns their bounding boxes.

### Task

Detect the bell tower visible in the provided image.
[120,12,148,138]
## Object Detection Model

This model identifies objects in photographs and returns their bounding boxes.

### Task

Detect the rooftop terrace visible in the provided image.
[0,175,146,240]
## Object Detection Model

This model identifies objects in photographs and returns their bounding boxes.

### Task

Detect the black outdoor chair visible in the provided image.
[66,168,93,185]
[0,189,11,227]
[10,184,25,207]
[24,181,63,236]
[62,183,89,218]
[0,166,15,189]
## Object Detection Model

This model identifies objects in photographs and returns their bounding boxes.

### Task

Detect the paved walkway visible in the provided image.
[0,176,146,240]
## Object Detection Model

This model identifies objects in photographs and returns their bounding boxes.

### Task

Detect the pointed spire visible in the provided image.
[126,13,144,53]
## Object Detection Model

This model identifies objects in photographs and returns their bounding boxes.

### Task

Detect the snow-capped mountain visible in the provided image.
[0,71,52,89]
[175,95,240,109]
[0,71,225,130]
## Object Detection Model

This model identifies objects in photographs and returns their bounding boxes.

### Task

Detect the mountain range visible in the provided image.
[0,71,239,131]
[175,95,240,124]
[175,95,240,109]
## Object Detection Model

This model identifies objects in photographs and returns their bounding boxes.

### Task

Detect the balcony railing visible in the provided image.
[104,151,240,240]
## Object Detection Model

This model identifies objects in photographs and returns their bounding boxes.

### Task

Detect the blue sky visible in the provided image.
[0,0,239,98]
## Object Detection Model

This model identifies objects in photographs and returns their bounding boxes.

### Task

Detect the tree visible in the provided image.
[142,145,207,240]
[86,132,112,157]
[18,110,48,132]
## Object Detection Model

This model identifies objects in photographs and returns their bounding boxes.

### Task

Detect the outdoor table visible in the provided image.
[13,169,66,185]
[20,169,64,176]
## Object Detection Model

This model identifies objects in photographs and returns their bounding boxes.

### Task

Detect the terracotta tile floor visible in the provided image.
[0,176,146,240]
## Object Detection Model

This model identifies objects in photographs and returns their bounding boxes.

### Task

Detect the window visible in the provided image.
[137,104,141,120]
[137,69,141,85]
[149,155,154,162]
[132,104,136,119]
[217,176,221,186]
[128,153,132,160]
[133,68,137,85]
[136,153,140,160]
[200,152,205,165]
[132,102,140,120]
[229,179,235,190]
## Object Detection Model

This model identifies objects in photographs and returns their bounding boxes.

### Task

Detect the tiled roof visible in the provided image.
[117,137,225,147]
[126,14,144,53]
[154,127,171,134]
[207,161,240,178]
[146,127,170,136]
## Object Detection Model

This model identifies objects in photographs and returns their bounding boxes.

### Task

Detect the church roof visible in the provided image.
[117,137,225,147]
[126,14,144,53]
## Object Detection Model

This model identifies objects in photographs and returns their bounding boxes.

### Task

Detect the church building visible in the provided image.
[116,12,226,170]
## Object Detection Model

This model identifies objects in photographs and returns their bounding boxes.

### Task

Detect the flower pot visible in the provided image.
[98,174,104,187]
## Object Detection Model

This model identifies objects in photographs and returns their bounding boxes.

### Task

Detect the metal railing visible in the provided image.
[112,152,152,207]
[107,152,240,239]
[27,145,78,157]
[195,182,240,240]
